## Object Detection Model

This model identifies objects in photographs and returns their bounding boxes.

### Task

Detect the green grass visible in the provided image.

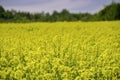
[0,21,120,80]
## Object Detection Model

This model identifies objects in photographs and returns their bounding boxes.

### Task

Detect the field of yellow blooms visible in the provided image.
[0,21,120,80]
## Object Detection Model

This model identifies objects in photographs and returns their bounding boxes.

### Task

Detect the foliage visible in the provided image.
[0,21,120,79]
[94,3,120,21]
[0,3,120,22]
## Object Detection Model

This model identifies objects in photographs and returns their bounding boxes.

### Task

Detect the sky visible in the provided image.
[0,0,120,14]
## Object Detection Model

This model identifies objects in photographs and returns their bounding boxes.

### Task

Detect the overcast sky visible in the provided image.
[0,0,120,14]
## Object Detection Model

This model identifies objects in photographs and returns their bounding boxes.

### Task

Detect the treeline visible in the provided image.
[0,3,120,22]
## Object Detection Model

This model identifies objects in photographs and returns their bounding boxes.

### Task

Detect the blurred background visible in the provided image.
[0,0,120,22]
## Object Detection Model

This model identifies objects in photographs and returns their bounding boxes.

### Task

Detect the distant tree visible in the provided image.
[51,10,60,21]
[4,10,13,19]
[45,12,50,21]
[0,3,120,22]
[60,9,71,21]
[34,13,41,21]
[95,3,120,21]
[81,13,93,21]
[0,5,5,18]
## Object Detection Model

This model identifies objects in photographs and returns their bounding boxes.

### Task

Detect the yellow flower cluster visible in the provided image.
[0,21,120,79]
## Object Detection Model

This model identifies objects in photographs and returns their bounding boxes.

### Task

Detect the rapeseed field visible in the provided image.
[0,21,120,80]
